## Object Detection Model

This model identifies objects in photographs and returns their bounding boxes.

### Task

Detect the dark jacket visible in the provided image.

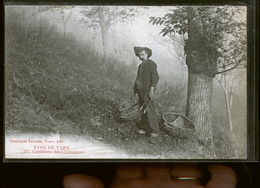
[134,59,159,93]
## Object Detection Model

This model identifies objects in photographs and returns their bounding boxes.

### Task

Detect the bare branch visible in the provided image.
[215,76,226,93]
[216,56,246,75]
[64,6,74,24]
[167,34,185,46]
[145,29,181,61]
[219,43,241,54]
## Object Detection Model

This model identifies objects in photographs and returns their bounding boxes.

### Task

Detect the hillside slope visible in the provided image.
[5,8,241,159]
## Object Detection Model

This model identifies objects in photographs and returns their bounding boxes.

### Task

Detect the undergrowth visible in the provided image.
[5,7,236,159]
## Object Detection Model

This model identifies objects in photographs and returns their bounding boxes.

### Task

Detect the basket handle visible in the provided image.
[119,101,140,112]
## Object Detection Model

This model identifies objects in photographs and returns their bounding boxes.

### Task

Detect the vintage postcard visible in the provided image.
[4,5,250,160]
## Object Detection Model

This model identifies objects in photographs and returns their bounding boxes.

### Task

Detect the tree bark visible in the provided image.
[184,7,219,149]
[186,71,214,145]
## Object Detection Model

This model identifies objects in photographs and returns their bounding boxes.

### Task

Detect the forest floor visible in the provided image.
[5,90,217,160]
[5,9,238,160]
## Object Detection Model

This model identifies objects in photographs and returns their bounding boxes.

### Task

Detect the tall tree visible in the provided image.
[59,6,74,33]
[80,6,145,61]
[215,65,246,131]
[150,7,246,146]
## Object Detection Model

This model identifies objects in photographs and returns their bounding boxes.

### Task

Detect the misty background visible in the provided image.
[5,6,247,159]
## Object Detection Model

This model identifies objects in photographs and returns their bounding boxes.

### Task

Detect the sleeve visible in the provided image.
[133,65,140,92]
[149,61,159,89]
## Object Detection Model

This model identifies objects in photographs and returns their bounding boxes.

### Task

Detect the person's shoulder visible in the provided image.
[147,59,157,67]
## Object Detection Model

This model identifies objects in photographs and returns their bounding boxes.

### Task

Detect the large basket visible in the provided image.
[161,112,195,138]
[119,101,142,122]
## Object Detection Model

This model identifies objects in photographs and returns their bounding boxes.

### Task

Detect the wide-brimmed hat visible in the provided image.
[134,46,152,58]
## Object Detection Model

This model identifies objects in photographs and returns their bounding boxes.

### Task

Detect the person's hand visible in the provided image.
[63,164,237,188]
[133,89,138,98]
[149,87,155,99]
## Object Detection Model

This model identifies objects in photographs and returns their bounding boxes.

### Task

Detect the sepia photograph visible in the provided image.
[4,5,248,160]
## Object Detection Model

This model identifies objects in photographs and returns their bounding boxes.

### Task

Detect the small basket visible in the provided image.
[161,112,195,138]
[119,101,142,122]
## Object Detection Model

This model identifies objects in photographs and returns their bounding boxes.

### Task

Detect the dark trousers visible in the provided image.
[136,91,159,134]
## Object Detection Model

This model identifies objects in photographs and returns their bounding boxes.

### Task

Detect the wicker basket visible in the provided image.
[119,101,142,122]
[161,112,195,138]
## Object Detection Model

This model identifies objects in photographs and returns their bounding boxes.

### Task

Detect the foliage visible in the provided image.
[149,6,247,153]
[79,6,149,59]
[149,6,247,76]
[5,7,244,159]
[80,6,146,29]
[5,7,135,133]
[149,8,188,36]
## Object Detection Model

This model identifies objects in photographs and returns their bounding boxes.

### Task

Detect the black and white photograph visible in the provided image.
[4,5,248,160]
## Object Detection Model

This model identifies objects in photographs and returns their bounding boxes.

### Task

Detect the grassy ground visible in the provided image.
[5,8,242,159]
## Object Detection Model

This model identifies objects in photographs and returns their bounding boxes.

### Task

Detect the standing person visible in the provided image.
[133,46,160,140]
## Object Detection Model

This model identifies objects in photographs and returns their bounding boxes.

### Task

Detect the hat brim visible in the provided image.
[134,47,152,58]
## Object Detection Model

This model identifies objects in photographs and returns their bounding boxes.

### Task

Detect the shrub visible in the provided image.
[5,7,136,133]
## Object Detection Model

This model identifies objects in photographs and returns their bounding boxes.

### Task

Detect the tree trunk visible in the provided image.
[224,76,233,131]
[100,28,109,61]
[225,90,233,131]
[217,75,234,132]
[186,70,214,146]
[98,12,110,61]
[185,7,219,150]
